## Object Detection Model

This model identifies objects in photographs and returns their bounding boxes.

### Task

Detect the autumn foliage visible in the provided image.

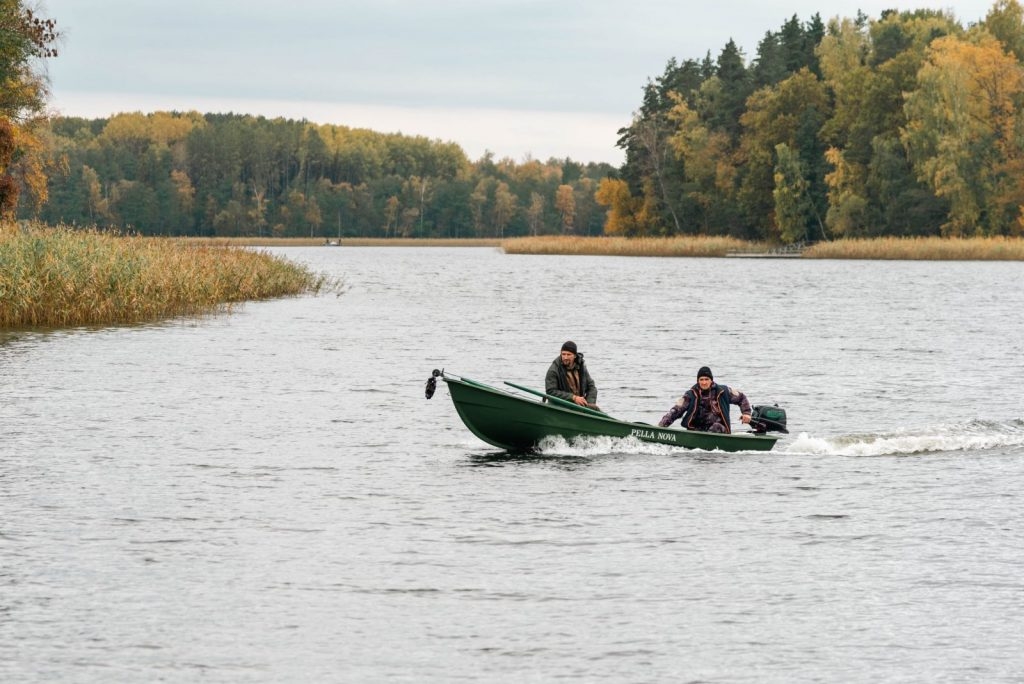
[0,0,58,219]
[12,2,1024,245]
[617,1,1024,242]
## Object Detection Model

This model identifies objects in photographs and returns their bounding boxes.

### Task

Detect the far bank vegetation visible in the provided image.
[502,235,757,257]
[501,235,1024,259]
[802,235,1024,259]
[7,2,1024,257]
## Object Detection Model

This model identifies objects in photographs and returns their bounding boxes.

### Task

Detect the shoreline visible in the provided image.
[15,229,1024,260]
[187,235,1023,260]
[172,237,503,248]
[503,235,1024,260]
[1,224,328,329]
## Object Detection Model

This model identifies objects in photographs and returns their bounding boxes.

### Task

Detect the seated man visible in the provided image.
[658,366,751,433]
[545,341,598,408]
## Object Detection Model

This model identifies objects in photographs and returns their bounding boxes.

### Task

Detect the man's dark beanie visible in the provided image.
[561,341,578,354]
[697,366,713,380]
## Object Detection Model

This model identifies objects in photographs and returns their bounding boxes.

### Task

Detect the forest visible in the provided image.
[34,113,616,239]
[613,1,1024,242]
[7,1,1024,242]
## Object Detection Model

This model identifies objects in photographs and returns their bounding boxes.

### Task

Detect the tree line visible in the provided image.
[29,112,616,238]
[8,1,1024,240]
[613,1,1024,240]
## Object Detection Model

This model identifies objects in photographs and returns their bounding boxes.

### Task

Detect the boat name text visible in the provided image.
[631,428,676,442]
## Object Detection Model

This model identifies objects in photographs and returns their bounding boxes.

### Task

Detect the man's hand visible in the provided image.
[741,414,751,424]
[573,395,589,406]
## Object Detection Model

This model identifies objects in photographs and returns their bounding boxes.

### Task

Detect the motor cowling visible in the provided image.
[424,368,442,399]
[750,404,787,434]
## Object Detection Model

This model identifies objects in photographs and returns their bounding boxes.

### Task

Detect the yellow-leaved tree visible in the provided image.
[903,33,1024,236]
[595,178,652,236]
[554,184,575,234]
[0,0,59,223]
[492,181,516,238]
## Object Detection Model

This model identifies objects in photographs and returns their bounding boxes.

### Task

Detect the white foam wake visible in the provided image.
[528,420,1024,458]
[780,420,1024,457]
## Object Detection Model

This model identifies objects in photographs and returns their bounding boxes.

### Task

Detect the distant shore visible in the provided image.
[502,235,1024,260]
[505,233,1024,258]
[502,235,756,257]
[802,236,1024,260]
[174,237,503,247]
[19,231,1023,260]
[198,235,1023,260]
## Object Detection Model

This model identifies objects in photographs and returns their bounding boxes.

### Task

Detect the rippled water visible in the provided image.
[2,247,1023,682]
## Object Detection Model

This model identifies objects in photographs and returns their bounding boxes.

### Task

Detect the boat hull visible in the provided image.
[443,375,779,453]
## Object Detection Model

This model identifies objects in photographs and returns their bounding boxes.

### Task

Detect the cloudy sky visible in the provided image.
[44,1,996,164]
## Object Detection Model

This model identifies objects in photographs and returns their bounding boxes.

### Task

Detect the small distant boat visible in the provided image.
[425,370,786,453]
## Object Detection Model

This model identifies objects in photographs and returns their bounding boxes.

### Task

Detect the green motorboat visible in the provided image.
[425,370,786,453]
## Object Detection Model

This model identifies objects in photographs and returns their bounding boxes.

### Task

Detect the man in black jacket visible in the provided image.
[658,366,751,433]
[545,341,598,408]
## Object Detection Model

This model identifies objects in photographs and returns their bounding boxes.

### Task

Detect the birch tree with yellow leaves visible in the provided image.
[903,33,1024,235]
[595,178,653,236]
[554,184,575,234]
[0,0,58,220]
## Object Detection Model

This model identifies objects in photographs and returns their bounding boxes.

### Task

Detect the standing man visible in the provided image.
[545,341,598,408]
[658,366,751,433]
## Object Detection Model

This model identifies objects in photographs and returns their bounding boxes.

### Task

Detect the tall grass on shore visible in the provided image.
[1,224,327,328]
[502,235,763,257]
[803,236,1024,260]
[503,234,1024,259]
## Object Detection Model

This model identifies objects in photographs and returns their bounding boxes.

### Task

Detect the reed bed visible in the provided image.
[0,224,327,328]
[803,236,1024,260]
[176,237,502,247]
[502,235,763,257]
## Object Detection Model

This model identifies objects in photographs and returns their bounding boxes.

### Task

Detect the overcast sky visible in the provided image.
[44,1,997,164]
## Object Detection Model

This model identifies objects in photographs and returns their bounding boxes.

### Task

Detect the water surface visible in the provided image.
[2,248,1023,682]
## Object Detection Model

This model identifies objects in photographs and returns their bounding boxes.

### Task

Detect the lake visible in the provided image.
[2,247,1023,682]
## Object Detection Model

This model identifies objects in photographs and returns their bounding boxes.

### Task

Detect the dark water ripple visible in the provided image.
[1,248,1023,682]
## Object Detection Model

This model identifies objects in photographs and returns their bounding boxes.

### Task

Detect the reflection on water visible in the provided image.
[2,248,1023,682]
[463,451,595,469]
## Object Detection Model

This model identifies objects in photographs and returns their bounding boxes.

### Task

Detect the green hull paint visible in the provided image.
[443,374,779,453]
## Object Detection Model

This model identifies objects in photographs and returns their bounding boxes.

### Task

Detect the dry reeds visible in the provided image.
[501,235,762,257]
[1,223,327,328]
[804,236,1024,260]
[501,234,1024,260]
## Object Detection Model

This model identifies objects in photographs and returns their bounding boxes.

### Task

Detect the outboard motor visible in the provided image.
[749,404,788,434]
[424,369,442,399]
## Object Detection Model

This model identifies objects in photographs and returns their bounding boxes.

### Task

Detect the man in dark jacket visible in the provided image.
[658,366,751,433]
[545,341,598,408]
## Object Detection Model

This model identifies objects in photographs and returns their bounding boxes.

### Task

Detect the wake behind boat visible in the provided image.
[425,370,787,453]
